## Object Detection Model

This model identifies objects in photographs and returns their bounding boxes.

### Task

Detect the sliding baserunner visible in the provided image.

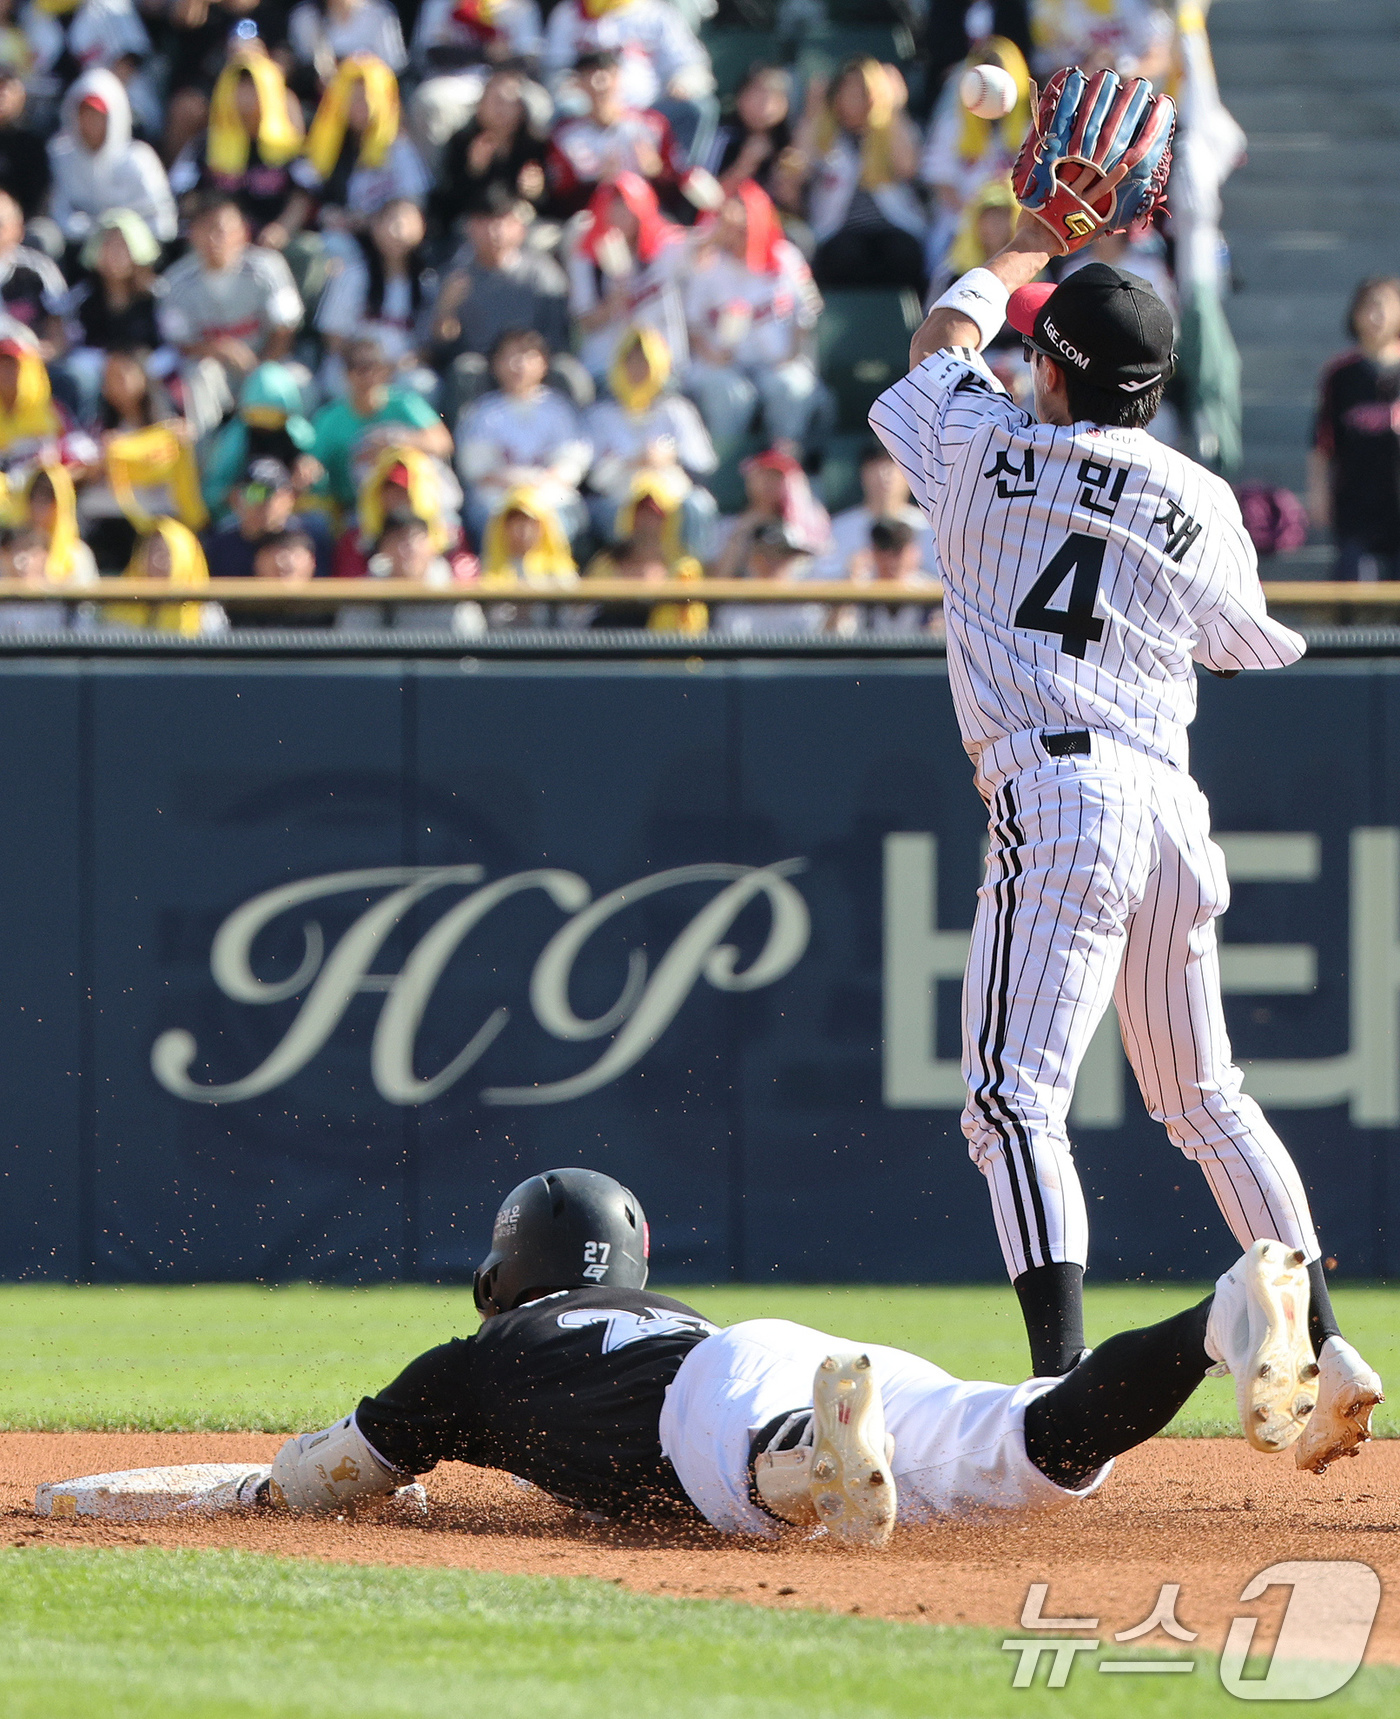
[251,1169,1333,1546]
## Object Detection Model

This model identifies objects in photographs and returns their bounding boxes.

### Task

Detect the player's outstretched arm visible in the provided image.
[269,1414,412,1512]
[910,217,1054,369]
[1193,500,1307,675]
[911,66,1174,371]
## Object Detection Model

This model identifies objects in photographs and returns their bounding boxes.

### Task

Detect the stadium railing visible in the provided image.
[0,580,1395,607]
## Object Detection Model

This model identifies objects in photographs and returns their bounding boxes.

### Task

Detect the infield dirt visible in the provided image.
[4,1433,1399,1661]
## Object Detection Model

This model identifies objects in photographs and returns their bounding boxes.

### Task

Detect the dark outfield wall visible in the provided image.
[2,653,1397,1284]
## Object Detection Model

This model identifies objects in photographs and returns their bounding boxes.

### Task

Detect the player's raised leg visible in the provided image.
[714,1245,1329,1545]
[961,763,1154,1377]
[1114,771,1383,1469]
[1023,1239,1319,1485]
[1115,773,1317,1256]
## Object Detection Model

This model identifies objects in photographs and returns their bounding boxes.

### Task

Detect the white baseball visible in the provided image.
[959,64,1018,121]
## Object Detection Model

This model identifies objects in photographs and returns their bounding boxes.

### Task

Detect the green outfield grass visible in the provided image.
[0,1547,1394,1719]
[2,1281,1397,1437]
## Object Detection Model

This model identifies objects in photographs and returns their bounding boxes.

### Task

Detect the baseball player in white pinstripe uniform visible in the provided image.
[870,216,1382,1474]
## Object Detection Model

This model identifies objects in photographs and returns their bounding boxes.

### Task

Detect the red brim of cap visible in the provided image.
[1007,282,1056,338]
[80,95,109,115]
[0,337,28,357]
[384,465,411,487]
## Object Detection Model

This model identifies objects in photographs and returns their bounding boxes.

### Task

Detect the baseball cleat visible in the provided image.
[1294,1338,1384,1474]
[808,1350,897,1548]
[1205,1240,1317,1454]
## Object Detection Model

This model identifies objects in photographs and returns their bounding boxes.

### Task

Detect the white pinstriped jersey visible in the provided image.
[869,348,1305,770]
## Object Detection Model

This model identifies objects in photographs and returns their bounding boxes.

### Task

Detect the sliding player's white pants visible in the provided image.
[659,1320,1108,1537]
[961,730,1320,1280]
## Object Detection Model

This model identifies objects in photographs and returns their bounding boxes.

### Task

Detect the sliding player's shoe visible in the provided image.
[1205,1240,1317,1454]
[808,1350,896,1548]
[1294,1338,1384,1474]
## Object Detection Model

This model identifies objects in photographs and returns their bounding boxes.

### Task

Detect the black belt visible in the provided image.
[746,1408,813,1522]
[1041,730,1091,758]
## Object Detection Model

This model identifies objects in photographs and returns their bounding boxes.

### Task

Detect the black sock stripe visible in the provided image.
[997,788,1054,1262]
[969,784,1010,1115]
[983,787,1059,1272]
[967,784,1006,1121]
[985,788,1037,1259]
[971,785,1035,1268]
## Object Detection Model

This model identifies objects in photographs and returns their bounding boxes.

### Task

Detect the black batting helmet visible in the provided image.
[472,1168,650,1316]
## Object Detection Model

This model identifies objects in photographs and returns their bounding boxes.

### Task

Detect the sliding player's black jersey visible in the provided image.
[355,1287,718,1519]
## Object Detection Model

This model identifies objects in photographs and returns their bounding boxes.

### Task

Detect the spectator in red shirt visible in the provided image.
[709,446,832,578]
[332,445,470,578]
[1310,276,1400,581]
[567,172,689,382]
[682,181,826,449]
[545,51,686,221]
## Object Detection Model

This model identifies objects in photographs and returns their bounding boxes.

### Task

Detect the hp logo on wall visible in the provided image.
[152,862,812,1107]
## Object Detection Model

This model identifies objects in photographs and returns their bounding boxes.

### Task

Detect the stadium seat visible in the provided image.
[817,289,922,433]
[816,433,871,514]
[702,31,782,96]
[823,0,911,24]
[792,24,916,84]
[707,432,767,513]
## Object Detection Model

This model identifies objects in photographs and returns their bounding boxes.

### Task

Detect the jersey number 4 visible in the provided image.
[1014,534,1107,659]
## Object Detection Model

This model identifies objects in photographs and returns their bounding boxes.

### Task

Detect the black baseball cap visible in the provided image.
[1008,264,1175,394]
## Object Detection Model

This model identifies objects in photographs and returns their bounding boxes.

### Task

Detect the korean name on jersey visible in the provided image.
[869,349,1302,772]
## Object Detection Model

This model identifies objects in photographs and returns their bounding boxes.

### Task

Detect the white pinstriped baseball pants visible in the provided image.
[960,734,1320,1281]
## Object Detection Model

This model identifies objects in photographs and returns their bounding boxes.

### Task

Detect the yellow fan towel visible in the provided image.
[304,53,400,177]
[107,425,209,533]
[208,49,304,176]
[109,518,211,636]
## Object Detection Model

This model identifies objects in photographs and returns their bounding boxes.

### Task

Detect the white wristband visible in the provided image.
[932,267,1009,349]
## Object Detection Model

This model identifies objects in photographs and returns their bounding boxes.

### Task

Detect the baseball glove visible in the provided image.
[1012,66,1175,255]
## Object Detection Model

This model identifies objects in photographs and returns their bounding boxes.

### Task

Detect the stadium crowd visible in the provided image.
[0,0,1206,634]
